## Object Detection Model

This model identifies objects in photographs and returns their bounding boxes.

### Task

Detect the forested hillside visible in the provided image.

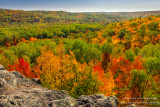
[0,9,127,24]
[0,9,160,106]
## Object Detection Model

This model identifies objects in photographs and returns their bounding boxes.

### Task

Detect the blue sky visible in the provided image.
[0,0,160,12]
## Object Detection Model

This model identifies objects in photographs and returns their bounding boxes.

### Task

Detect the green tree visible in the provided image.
[147,22,159,31]
[125,49,135,62]
[118,28,127,39]
[144,57,160,75]
[101,42,113,54]
[130,69,155,99]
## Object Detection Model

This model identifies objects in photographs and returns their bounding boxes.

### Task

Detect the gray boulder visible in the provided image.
[74,94,118,107]
[0,65,76,107]
[0,64,119,107]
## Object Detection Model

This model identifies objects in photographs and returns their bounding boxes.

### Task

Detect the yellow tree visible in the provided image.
[36,47,61,89]
[35,44,77,90]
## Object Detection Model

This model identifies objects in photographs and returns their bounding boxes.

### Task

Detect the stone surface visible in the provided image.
[74,94,118,107]
[0,64,119,107]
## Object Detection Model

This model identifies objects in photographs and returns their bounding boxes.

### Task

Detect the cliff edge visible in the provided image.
[0,64,118,107]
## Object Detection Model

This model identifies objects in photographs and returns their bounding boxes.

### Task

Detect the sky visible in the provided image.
[0,0,160,12]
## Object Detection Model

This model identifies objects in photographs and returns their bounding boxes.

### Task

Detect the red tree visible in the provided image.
[93,62,115,96]
[109,56,145,99]
[8,57,37,79]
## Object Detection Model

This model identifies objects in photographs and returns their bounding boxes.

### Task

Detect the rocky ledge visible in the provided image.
[0,64,119,107]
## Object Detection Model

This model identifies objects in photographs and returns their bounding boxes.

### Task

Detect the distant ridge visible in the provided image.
[0,8,160,24]
[0,8,127,24]
[81,10,160,17]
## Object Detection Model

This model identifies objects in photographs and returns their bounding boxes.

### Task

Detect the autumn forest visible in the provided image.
[0,9,160,106]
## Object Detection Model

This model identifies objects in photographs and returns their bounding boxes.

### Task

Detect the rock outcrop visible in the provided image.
[0,64,119,107]
[75,94,118,107]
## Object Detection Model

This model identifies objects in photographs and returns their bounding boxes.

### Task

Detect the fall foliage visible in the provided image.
[8,57,37,79]
[0,10,160,106]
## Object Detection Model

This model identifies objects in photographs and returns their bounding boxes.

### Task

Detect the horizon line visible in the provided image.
[0,8,160,13]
